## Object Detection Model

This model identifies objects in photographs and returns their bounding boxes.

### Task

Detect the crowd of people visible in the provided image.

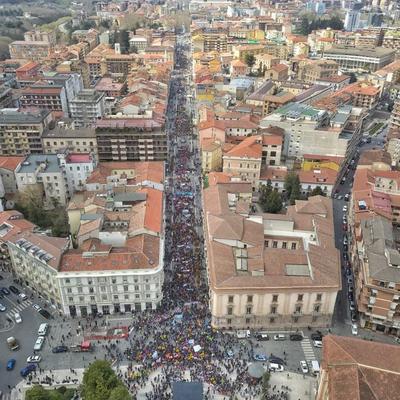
[112,33,270,399]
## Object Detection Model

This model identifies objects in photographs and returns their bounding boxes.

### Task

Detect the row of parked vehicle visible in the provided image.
[236,330,304,341]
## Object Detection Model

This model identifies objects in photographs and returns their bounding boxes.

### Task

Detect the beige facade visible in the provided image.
[42,127,98,160]
[203,183,341,330]
[7,232,69,310]
[297,60,338,83]
[201,140,222,173]
[223,155,261,186]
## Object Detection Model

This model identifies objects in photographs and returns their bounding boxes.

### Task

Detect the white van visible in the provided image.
[38,323,49,336]
[311,360,320,375]
[268,363,284,372]
[236,330,251,339]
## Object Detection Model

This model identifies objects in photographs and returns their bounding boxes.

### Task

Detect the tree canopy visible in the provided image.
[259,180,283,213]
[26,385,74,400]
[244,53,256,68]
[284,172,302,205]
[81,361,130,400]
[309,186,326,197]
[298,15,344,35]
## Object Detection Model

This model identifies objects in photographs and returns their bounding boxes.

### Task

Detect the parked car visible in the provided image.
[348,285,354,293]
[346,268,352,276]
[268,356,285,365]
[351,324,358,335]
[347,276,353,285]
[18,293,28,301]
[343,236,348,245]
[311,331,323,341]
[313,340,323,348]
[253,354,267,362]
[20,364,36,377]
[39,309,52,319]
[300,360,309,374]
[351,312,357,322]
[9,286,19,294]
[343,244,348,252]
[255,332,269,341]
[7,359,16,370]
[289,333,303,341]
[27,355,41,363]
[236,330,251,339]
[273,334,286,341]
[344,194,350,201]
[14,313,22,324]
[52,345,69,353]
[32,304,42,312]
[268,363,284,372]
[0,303,6,312]
[349,301,356,311]
[33,337,45,351]
[343,205,348,212]
[1,287,10,295]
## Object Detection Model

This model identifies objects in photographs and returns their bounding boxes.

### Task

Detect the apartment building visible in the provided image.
[15,154,70,207]
[0,108,53,156]
[261,133,283,166]
[260,103,350,161]
[317,336,400,400]
[352,216,400,335]
[19,85,69,118]
[297,60,338,83]
[223,135,263,186]
[58,151,96,193]
[7,231,69,310]
[192,31,228,53]
[323,45,395,72]
[203,183,340,330]
[95,116,167,161]
[70,89,106,128]
[62,161,165,316]
[386,129,400,168]
[0,156,24,196]
[9,41,52,61]
[42,125,98,158]
[0,210,35,271]
[390,99,400,131]
[201,138,222,173]
[24,29,56,45]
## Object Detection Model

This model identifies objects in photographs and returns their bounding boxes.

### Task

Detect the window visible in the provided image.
[79,296,84,302]
[124,294,129,300]
[228,295,234,303]
[293,316,299,323]
[316,293,322,301]
[123,285,129,292]
[67,288,72,294]
[297,294,303,302]
[295,305,302,313]
[65,278,70,284]
[314,305,320,313]
[112,278,116,284]
[246,306,252,314]
[227,318,232,325]
[227,306,233,315]
[265,240,269,248]
[134,285,139,291]
[273,241,278,248]
[247,295,253,303]
[270,317,275,323]
[89,288,94,294]
[271,306,277,314]
[291,243,297,250]
[246,318,251,324]
[113,295,119,300]
[90,296,95,301]
[68,297,74,302]
[282,242,287,249]
[78,287,83,294]
[272,295,278,302]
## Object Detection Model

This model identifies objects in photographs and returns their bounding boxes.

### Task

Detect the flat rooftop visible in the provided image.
[325,45,395,58]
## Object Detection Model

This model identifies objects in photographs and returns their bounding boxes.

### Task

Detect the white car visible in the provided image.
[33,336,45,351]
[343,205,348,212]
[313,340,323,348]
[32,304,42,312]
[347,276,353,285]
[14,312,22,324]
[273,334,286,341]
[19,293,28,301]
[351,324,358,335]
[0,303,6,312]
[268,363,284,372]
[27,355,41,363]
[300,360,309,374]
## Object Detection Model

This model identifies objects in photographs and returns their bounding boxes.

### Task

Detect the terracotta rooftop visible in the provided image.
[0,156,24,171]
[321,335,400,400]
[225,135,262,159]
[0,210,35,242]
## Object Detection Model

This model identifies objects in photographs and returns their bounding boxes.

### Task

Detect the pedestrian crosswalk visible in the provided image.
[301,337,316,362]
[5,299,33,320]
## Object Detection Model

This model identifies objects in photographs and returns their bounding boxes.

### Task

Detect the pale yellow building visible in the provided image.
[201,138,222,173]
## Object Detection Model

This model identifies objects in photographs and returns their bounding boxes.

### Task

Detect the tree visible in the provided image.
[265,190,283,213]
[15,186,46,226]
[261,372,271,398]
[81,361,129,400]
[109,386,131,400]
[51,209,69,237]
[310,186,325,197]
[26,385,51,400]
[284,172,302,205]
[244,53,255,68]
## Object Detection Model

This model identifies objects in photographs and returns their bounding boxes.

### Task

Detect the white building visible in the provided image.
[344,10,360,32]
[58,152,96,193]
[15,154,70,207]
[70,89,105,128]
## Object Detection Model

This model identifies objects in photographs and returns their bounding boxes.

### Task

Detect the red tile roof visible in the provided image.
[0,156,24,171]
[225,135,262,158]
